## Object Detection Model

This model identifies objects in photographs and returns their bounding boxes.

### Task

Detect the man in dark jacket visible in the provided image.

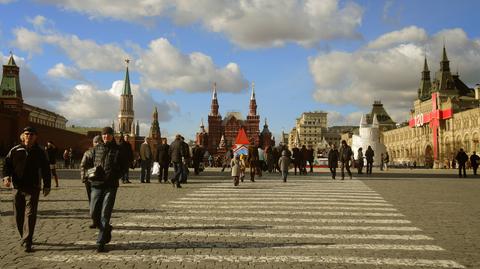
[180,136,190,183]
[456,148,468,178]
[119,134,133,184]
[139,137,152,183]
[328,144,339,179]
[247,142,259,182]
[169,134,184,188]
[192,144,204,175]
[157,138,170,183]
[2,126,51,252]
[82,127,127,252]
[339,140,353,180]
[470,151,479,176]
[45,141,59,187]
[306,146,315,173]
[365,146,374,175]
[292,147,302,175]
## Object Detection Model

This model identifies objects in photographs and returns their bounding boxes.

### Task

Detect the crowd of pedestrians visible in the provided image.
[2,125,480,254]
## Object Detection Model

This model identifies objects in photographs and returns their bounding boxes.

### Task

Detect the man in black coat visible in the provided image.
[157,138,170,183]
[119,134,133,184]
[3,126,51,253]
[365,146,374,175]
[192,144,204,175]
[82,127,128,252]
[169,134,184,188]
[339,140,353,180]
[455,148,468,178]
[470,151,479,176]
[328,144,339,179]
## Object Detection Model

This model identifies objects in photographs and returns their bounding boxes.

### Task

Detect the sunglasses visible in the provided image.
[24,132,36,136]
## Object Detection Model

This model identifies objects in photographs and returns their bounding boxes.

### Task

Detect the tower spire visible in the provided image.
[122,58,132,95]
[250,81,255,100]
[248,81,257,116]
[210,82,219,116]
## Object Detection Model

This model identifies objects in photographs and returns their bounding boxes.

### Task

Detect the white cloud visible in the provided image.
[38,0,363,48]
[12,27,129,71]
[137,38,247,92]
[309,27,480,123]
[47,63,84,80]
[367,26,427,49]
[0,0,16,3]
[57,81,178,128]
[328,111,365,126]
[12,25,247,92]
[11,27,44,54]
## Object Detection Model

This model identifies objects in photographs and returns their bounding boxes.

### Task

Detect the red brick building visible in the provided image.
[196,82,262,156]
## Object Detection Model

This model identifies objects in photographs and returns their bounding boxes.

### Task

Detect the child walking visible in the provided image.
[239,154,246,182]
[231,155,241,186]
[278,150,291,182]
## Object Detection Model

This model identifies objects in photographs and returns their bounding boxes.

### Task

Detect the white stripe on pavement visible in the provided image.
[186,193,385,199]
[72,240,442,251]
[115,222,422,232]
[39,254,465,268]
[195,190,380,195]
[170,209,405,217]
[162,204,399,211]
[132,215,412,224]
[169,201,394,206]
[179,197,387,202]
[112,229,433,240]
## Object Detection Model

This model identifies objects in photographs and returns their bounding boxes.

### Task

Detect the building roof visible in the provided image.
[122,63,132,96]
[0,55,22,99]
[235,128,250,145]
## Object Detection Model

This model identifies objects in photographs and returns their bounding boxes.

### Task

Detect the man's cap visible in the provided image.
[23,126,37,134]
[102,126,114,135]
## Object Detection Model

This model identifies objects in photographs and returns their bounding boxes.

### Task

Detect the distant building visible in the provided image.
[352,114,386,165]
[196,82,264,156]
[383,46,480,167]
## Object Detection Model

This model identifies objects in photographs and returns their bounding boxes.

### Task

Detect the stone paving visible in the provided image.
[0,168,479,269]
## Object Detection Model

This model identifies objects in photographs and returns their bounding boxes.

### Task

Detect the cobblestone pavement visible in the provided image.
[0,168,478,269]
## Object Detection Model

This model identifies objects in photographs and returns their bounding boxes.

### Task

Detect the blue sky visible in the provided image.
[1,0,480,141]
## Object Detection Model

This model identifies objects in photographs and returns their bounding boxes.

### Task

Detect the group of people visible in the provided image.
[455,149,479,178]
[3,125,480,254]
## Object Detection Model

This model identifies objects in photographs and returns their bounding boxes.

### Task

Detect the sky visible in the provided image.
[1,0,480,141]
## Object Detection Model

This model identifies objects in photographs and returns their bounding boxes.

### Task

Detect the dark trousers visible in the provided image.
[366,162,373,174]
[341,161,352,179]
[90,186,117,245]
[308,160,314,172]
[122,170,129,182]
[13,189,40,246]
[158,164,169,182]
[249,161,257,181]
[458,163,466,177]
[171,162,183,187]
[329,167,336,179]
[472,165,478,175]
[357,160,364,174]
[140,160,152,182]
[85,182,92,203]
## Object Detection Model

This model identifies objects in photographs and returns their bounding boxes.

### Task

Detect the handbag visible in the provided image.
[87,149,107,181]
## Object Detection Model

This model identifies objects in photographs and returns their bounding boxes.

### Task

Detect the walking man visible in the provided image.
[365,146,374,175]
[339,140,353,180]
[119,134,133,184]
[157,138,170,183]
[307,145,315,173]
[456,148,468,178]
[45,141,59,187]
[470,151,479,176]
[328,144,339,179]
[139,137,152,183]
[83,127,128,252]
[2,126,51,252]
[247,141,259,182]
[169,134,184,188]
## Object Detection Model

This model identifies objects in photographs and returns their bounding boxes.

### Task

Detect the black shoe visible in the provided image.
[140,181,145,183]
[176,184,182,188]
[146,181,150,183]
[89,223,97,229]
[96,244,107,253]
[24,244,33,253]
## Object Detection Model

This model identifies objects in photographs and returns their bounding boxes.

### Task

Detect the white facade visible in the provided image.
[352,114,386,165]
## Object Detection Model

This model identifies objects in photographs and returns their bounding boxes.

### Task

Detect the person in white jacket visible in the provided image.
[231,155,241,186]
